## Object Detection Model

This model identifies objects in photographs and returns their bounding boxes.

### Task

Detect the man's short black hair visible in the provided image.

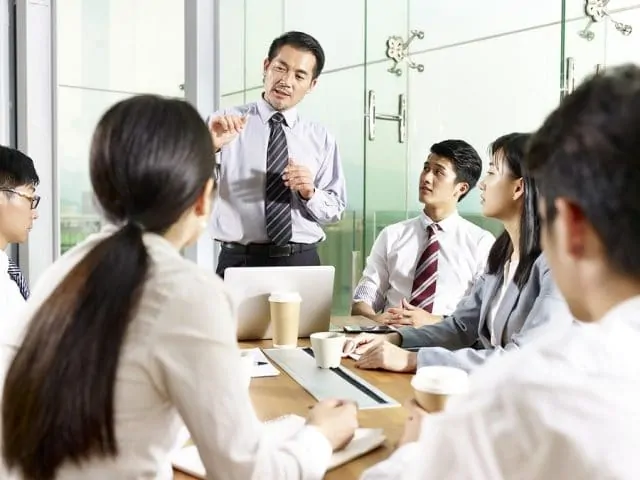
[526,63,640,278]
[430,139,483,202]
[0,146,40,189]
[267,31,325,79]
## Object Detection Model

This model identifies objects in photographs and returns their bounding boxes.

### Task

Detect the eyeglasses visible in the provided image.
[0,189,41,209]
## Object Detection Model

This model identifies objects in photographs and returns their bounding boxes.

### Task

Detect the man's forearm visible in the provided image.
[351,301,377,320]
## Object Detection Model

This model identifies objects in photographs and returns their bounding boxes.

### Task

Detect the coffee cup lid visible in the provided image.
[268,291,302,303]
[411,366,469,395]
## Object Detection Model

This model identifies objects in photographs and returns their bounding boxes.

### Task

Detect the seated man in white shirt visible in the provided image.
[360,64,640,479]
[0,146,40,318]
[352,139,495,323]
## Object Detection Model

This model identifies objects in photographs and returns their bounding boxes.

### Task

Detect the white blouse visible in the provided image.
[0,226,331,479]
[487,259,519,346]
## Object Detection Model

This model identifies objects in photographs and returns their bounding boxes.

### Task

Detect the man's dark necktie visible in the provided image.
[265,112,292,245]
[8,258,29,300]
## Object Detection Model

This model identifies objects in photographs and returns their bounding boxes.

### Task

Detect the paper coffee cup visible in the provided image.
[269,291,302,349]
[411,366,469,413]
[310,332,346,368]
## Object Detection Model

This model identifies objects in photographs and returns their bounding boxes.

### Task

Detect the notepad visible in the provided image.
[241,348,280,378]
[172,415,385,477]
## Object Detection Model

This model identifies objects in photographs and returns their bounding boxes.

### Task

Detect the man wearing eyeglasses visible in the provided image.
[0,146,40,318]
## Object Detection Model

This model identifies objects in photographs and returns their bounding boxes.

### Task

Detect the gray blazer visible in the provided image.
[398,254,573,372]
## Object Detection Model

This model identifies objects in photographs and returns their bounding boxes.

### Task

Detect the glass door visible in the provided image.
[603,3,640,65]
[362,2,411,258]
[560,0,607,98]
[400,0,564,235]
[56,0,185,254]
[560,0,639,74]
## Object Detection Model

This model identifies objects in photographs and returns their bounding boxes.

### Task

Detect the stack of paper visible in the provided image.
[172,415,386,477]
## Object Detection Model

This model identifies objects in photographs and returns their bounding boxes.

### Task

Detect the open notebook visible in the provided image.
[172,415,385,477]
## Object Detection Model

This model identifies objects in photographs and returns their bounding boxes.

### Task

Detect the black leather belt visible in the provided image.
[220,242,318,258]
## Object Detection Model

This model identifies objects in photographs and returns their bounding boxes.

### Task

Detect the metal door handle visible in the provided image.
[365,90,407,143]
[351,250,362,292]
[561,57,575,100]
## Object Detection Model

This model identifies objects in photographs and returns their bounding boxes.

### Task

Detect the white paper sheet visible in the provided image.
[172,415,385,477]
[242,347,280,377]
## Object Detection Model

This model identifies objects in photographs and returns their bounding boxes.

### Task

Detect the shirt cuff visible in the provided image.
[360,442,420,480]
[296,425,333,478]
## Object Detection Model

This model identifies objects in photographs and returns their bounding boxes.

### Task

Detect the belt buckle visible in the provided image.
[269,244,292,258]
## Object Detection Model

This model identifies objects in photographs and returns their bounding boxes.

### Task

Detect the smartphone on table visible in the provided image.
[343,325,395,334]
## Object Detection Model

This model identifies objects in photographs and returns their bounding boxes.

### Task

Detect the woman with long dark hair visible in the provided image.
[346,132,573,373]
[1,95,356,479]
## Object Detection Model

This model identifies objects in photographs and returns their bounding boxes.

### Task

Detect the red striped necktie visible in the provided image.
[409,223,440,312]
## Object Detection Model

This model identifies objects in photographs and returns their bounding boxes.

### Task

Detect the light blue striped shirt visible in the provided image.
[209,97,347,245]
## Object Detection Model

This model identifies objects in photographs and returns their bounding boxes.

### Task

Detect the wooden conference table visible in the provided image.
[173,316,413,480]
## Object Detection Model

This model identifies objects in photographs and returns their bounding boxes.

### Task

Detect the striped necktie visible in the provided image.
[265,112,292,245]
[7,258,29,300]
[409,223,440,312]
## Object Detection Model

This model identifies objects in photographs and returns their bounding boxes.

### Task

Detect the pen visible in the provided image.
[256,361,268,366]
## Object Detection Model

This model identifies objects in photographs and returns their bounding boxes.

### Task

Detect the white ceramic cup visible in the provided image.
[269,291,302,349]
[239,351,255,389]
[310,332,348,368]
[411,365,469,412]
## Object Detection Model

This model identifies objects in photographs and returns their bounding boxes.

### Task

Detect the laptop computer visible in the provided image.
[224,266,335,341]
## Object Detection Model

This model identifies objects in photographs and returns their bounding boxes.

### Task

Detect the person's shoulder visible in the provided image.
[456,216,496,242]
[146,242,225,303]
[297,114,336,144]
[464,334,568,410]
[377,216,422,240]
[146,248,235,337]
[532,252,550,273]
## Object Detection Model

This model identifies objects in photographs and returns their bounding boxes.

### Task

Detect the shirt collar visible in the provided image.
[256,95,298,128]
[419,210,460,233]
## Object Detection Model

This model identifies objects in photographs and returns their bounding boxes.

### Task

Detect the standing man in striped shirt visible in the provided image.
[207,31,347,277]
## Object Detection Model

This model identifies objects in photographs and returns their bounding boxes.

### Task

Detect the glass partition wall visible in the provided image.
[219,0,566,313]
[54,1,640,314]
[56,0,185,253]
[561,0,640,96]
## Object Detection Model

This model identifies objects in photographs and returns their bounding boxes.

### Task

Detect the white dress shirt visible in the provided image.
[353,212,495,315]
[361,296,640,479]
[209,97,347,245]
[0,250,26,322]
[0,226,332,479]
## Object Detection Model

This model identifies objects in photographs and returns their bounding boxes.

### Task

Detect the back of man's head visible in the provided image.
[0,146,40,190]
[527,64,640,280]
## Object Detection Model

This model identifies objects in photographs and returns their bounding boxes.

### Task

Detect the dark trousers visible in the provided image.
[216,245,321,278]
